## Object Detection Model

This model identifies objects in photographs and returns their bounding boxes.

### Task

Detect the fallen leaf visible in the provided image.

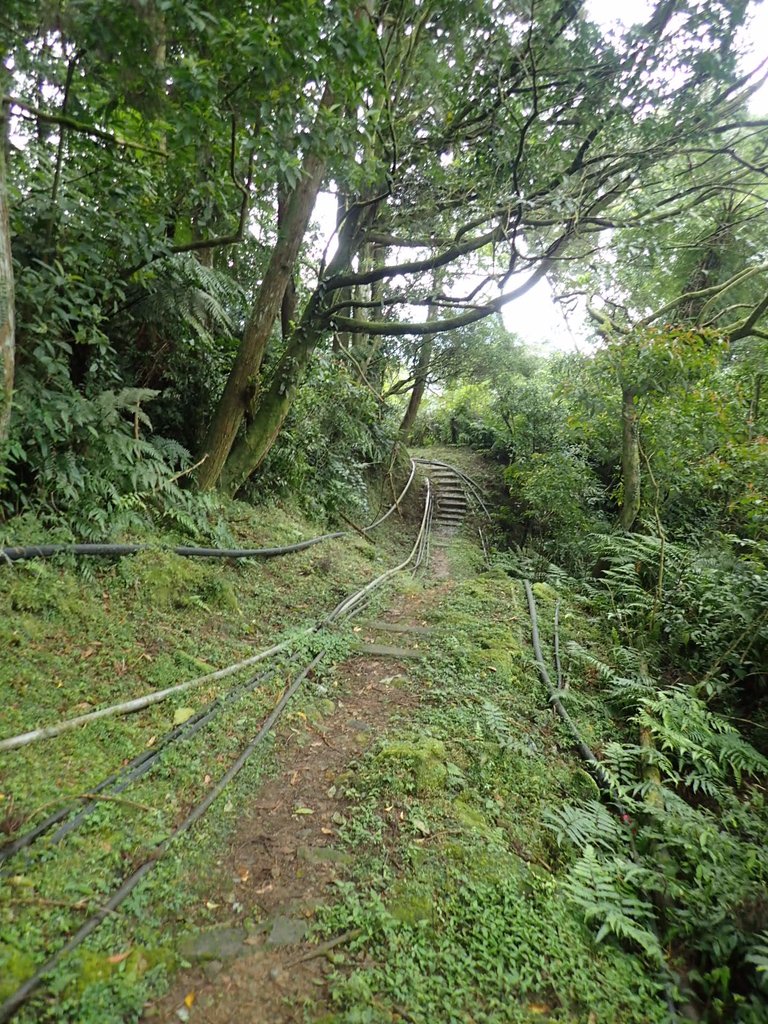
[106,950,131,965]
[173,707,195,725]
[205,901,220,910]
[293,806,314,815]
[146,735,157,748]
[184,992,196,1008]
[321,827,334,835]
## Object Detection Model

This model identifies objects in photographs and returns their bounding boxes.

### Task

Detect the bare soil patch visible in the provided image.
[143,599,435,1024]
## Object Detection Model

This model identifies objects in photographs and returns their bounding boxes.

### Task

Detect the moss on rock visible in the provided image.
[374,736,449,795]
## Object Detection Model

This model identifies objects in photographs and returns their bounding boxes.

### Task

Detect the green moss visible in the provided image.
[531,581,557,603]
[387,883,434,926]
[0,943,37,1001]
[117,550,209,609]
[375,737,448,794]
[72,945,175,995]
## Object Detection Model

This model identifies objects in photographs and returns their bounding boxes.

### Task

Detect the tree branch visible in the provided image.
[330,259,553,337]
[637,263,768,329]
[6,96,168,156]
[725,291,768,343]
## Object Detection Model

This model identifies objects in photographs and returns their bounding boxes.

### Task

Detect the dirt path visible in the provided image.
[143,584,448,1024]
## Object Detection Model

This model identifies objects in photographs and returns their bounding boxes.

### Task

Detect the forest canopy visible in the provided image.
[1,0,767,518]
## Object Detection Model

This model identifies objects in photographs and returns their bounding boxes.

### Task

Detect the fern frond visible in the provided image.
[543,800,624,852]
[563,845,663,961]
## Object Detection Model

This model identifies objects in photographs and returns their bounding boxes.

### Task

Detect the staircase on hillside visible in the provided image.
[428,465,468,533]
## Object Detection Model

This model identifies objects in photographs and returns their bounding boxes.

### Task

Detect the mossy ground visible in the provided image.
[1,476,669,1024]
[0,491,420,1022]
[308,542,668,1023]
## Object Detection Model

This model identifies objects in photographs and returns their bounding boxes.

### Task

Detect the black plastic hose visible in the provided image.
[0,461,419,567]
[0,535,346,565]
[524,580,613,794]
[0,484,434,1021]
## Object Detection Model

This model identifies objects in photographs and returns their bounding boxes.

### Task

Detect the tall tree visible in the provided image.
[216,0,768,495]
[0,88,13,449]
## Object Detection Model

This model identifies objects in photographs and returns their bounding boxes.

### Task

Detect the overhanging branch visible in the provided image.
[6,96,168,156]
[330,260,552,337]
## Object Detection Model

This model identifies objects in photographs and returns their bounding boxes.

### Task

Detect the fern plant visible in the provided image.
[562,845,663,961]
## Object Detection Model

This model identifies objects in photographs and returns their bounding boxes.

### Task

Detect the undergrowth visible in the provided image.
[0,494,415,1022]
[312,564,669,1023]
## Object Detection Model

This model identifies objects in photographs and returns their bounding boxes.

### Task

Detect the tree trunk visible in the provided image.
[220,310,325,497]
[398,339,432,438]
[0,95,15,453]
[196,85,333,491]
[620,386,641,531]
[220,196,378,495]
[398,287,440,437]
[398,337,435,437]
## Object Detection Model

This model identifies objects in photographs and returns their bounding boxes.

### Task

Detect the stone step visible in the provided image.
[353,643,425,659]
[362,621,433,635]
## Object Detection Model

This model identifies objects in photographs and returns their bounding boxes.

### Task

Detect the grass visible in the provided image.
[0,489,421,1022]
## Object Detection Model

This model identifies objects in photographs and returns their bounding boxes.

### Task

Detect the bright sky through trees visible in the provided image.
[506,0,768,351]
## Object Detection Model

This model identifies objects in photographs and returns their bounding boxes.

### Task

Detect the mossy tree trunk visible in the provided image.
[196,86,333,492]
[0,95,14,454]
[620,385,641,531]
[219,309,325,497]
[220,199,376,496]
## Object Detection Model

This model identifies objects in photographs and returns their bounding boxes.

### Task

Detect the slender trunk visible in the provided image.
[399,285,440,437]
[399,336,434,437]
[398,340,432,438]
[196,85,333,491]
[620,386,641,531]
[0,94,14,452]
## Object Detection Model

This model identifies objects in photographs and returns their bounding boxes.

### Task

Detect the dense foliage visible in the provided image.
[417,273,768,1023]
[1,0,768,1019]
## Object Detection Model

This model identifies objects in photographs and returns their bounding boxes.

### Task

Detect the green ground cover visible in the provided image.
[312,540,669,1023]
[0,492,419,1021]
